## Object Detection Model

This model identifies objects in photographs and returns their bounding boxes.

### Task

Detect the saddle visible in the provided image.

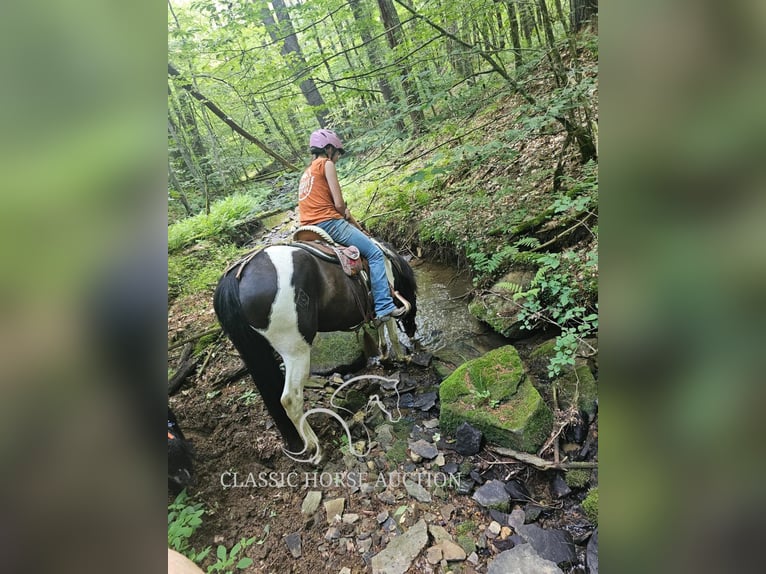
[291,226,366,277]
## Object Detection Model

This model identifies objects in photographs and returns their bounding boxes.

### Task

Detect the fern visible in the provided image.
[515,237,540,249]
[493,281,523,295]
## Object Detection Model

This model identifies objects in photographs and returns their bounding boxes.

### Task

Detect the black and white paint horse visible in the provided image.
[213,240,417,464]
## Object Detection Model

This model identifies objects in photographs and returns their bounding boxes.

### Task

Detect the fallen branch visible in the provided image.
[168,343,199,396]
[168,327,221,351]
[487,445,597,471]
[212,365,249,388]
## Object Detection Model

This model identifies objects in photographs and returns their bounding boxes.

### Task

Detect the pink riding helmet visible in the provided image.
[309,129,344,153]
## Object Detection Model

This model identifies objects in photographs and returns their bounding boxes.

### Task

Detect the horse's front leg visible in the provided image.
[281,350,322,464]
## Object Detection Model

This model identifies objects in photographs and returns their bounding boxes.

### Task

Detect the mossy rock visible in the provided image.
[310,331,365,375]
[468,270,536,339]
[439,345,553,453]
[531,340,598,421]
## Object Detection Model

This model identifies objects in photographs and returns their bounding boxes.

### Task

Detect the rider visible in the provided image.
[298,129,405,322]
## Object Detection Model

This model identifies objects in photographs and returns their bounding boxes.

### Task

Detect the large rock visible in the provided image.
[310,331,365,375]
[371,519,428,574]
[439,346,553,453]
[487,544,564,574]
[468,270,536,339]
[530,340,598,421]
[586,528,598,573]
[515,524,577,567]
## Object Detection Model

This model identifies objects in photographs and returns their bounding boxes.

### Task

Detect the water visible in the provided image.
[408,260,510,355]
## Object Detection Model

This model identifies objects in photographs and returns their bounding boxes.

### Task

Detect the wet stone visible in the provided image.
[489,508,510,525]
[504,478,531,501]
[586,528,598,574]
[284,532,302,558]
[409,439,439,460]
[455,422,484,456]
[525,504,543,523]
[413,391,438,411]
[469,470,484,484]
[472,480,511,512]
[457,477,475,495]
[516,524,577,568]
[487,544,564,574]
[550,473,572,499]
[442,462,459,475]
[411,351,433,367]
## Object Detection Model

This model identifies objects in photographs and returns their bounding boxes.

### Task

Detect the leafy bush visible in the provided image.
[168,489,211,564]
[168,190,269,253]
[514,249,598,378]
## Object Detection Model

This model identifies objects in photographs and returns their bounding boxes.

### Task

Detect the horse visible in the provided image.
[213,240,417,465]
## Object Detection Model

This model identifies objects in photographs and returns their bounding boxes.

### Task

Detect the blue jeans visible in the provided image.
[315,218,398,317]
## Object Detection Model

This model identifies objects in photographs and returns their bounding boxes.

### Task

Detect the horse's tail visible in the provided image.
[213,271,302,450]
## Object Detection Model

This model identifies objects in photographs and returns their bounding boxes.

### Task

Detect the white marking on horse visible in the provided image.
[254,246,320,461]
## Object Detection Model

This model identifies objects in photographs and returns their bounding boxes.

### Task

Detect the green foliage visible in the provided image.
[168,490,211,564]
[168,190,269,253]
[168,241,244,300]
[582,487,599,525]
[207,537,255,574]
[513,240,598,378]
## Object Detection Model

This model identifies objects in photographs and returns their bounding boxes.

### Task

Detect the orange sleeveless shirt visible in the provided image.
[298,158,342,225]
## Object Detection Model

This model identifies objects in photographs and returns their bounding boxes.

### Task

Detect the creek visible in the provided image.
[404,260,511,356]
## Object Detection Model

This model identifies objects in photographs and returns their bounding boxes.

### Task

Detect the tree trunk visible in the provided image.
[506,1,523,69]
[168,159,193,217]
[168,63,299,172]
[260,0,330,128]
[570,0,598,33]
[348,0,406,133]
[376,0,426,134]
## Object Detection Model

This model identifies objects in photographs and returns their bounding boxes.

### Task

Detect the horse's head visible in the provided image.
[389,252,418,339]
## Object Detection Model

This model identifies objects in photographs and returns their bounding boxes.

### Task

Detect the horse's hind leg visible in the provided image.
[281,349,321,463]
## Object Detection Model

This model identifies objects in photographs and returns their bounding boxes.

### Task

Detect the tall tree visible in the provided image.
[376,0,425,134]
[570,0,598,32]
[169,63,299,171]
[348,0,406,132]
[259,0,330,128]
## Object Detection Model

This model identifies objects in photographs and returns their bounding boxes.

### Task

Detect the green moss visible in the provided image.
[455,520,476,536]
[456,535,477,555]
[440,349,553,452]
[582,487,598,525]
[385,441,408,464]
[439,345,525,404]
[564,469,591,489]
